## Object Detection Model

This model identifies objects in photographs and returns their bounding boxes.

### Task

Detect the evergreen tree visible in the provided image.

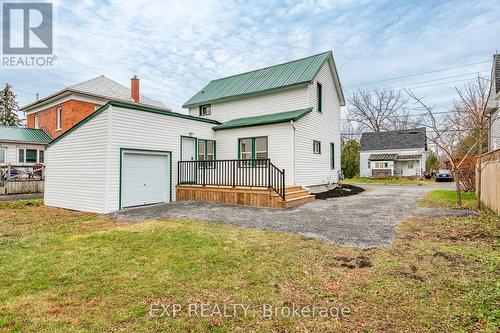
[425,150,440,173]
[341,139,360,178]
[0,84,20,126]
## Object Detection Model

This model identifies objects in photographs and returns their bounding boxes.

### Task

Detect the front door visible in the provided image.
[181,136,197,184]
[181,137,196,161]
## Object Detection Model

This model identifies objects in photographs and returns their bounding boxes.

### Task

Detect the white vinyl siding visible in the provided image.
[106,106,215,212]
[0,143,46,165]
[359,149,427,178]
[44,111,110,213]
[188,86,309,123]
[45,106,216,213]
[294,61,341,186]
[490,109,500,150]
[215,123,294,184]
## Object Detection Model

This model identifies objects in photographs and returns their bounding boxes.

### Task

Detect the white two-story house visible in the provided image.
[487,54,500,151]
[44,51,345,213]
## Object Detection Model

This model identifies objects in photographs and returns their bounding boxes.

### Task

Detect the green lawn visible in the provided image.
[344,176,429,186]
[420,190,477,210]
[0,200,498,332]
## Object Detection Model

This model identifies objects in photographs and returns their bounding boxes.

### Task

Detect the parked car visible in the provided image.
[436,169,453,182]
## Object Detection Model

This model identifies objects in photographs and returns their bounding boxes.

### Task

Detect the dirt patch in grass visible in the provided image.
[314,184,365,199]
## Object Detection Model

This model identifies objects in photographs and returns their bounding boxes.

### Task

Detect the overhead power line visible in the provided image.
[385,70,489,89]
[345,59,491,87]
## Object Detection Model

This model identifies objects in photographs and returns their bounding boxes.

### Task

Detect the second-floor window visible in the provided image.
[199,104,211,116]
[317,82,322,113]
[34,114,39,129]
[56,107,62,130]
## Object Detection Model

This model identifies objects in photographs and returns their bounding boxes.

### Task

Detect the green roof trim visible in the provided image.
[213,108,313,131]
[183,52,332,108]
[0,126,51,144]
[48,100,220,147]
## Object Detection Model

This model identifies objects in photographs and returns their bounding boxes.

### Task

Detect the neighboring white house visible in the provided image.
[359,128,427,178]
[0,126,51,166]
[44,51,345,213]
[487,54,500,151]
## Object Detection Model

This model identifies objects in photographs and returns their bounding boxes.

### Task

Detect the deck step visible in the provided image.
[285,185,303,193]
[278,195,316,208]
[284,190,311,199]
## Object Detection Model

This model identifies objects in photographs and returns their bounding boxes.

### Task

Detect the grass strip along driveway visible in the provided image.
[345,176,430,186]
[0,199,498,332]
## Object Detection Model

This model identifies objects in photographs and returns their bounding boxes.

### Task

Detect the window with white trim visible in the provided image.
[373,161,389,168]
[18,148,44,164]
[34,114,39,129]
[56,107,62,130]
[0,148,6,163]
[199,104,211,116]
[313,140,321,154]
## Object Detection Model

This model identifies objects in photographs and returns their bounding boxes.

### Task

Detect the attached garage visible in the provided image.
[44,101,218,214]
[120,149,171,209]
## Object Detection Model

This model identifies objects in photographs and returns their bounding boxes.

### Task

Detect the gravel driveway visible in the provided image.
[110,184,473,248]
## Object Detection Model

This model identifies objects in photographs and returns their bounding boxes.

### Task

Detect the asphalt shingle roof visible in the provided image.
[21,75,168,111]
[213,108,312,131]
[183,52,332,108]
[0,126,51,144]
[360,128,427,151]
[69,76,165,108]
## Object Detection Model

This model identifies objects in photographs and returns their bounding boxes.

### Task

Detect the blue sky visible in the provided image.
[2,0,499,114]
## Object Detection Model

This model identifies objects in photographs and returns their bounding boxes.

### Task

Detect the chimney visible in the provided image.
[131,75,140,103]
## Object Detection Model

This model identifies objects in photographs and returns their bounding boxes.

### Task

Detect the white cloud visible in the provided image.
[2,0,499,115]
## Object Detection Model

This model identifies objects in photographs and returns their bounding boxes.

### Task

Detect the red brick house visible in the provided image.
[21,76,168,138]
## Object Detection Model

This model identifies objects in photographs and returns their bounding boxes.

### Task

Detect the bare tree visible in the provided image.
[405,88,470,206]
[454,76,496,210]
[386,108,421,131]
[347,88,408,132]
[341,120,363,143]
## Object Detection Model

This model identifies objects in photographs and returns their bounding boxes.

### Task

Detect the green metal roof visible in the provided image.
[183,51,332,108]
[0,126,51,144]
[213,108,312,131]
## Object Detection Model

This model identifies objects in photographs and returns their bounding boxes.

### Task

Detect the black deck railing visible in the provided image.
[178,159,285,200]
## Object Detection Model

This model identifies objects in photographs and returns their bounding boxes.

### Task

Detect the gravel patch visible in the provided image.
[0,193,43,201]
[109,185,475,249]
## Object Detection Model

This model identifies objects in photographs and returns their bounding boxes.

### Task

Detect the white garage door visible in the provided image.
[121,151,170,208]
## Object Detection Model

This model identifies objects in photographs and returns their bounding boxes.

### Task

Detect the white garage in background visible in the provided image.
[120,149,171,208]
[44,101,217,213]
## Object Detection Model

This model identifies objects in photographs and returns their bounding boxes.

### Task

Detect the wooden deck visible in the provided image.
[176,185,315,208]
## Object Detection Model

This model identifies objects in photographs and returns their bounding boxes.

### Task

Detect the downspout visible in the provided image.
[290,120,296,185]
